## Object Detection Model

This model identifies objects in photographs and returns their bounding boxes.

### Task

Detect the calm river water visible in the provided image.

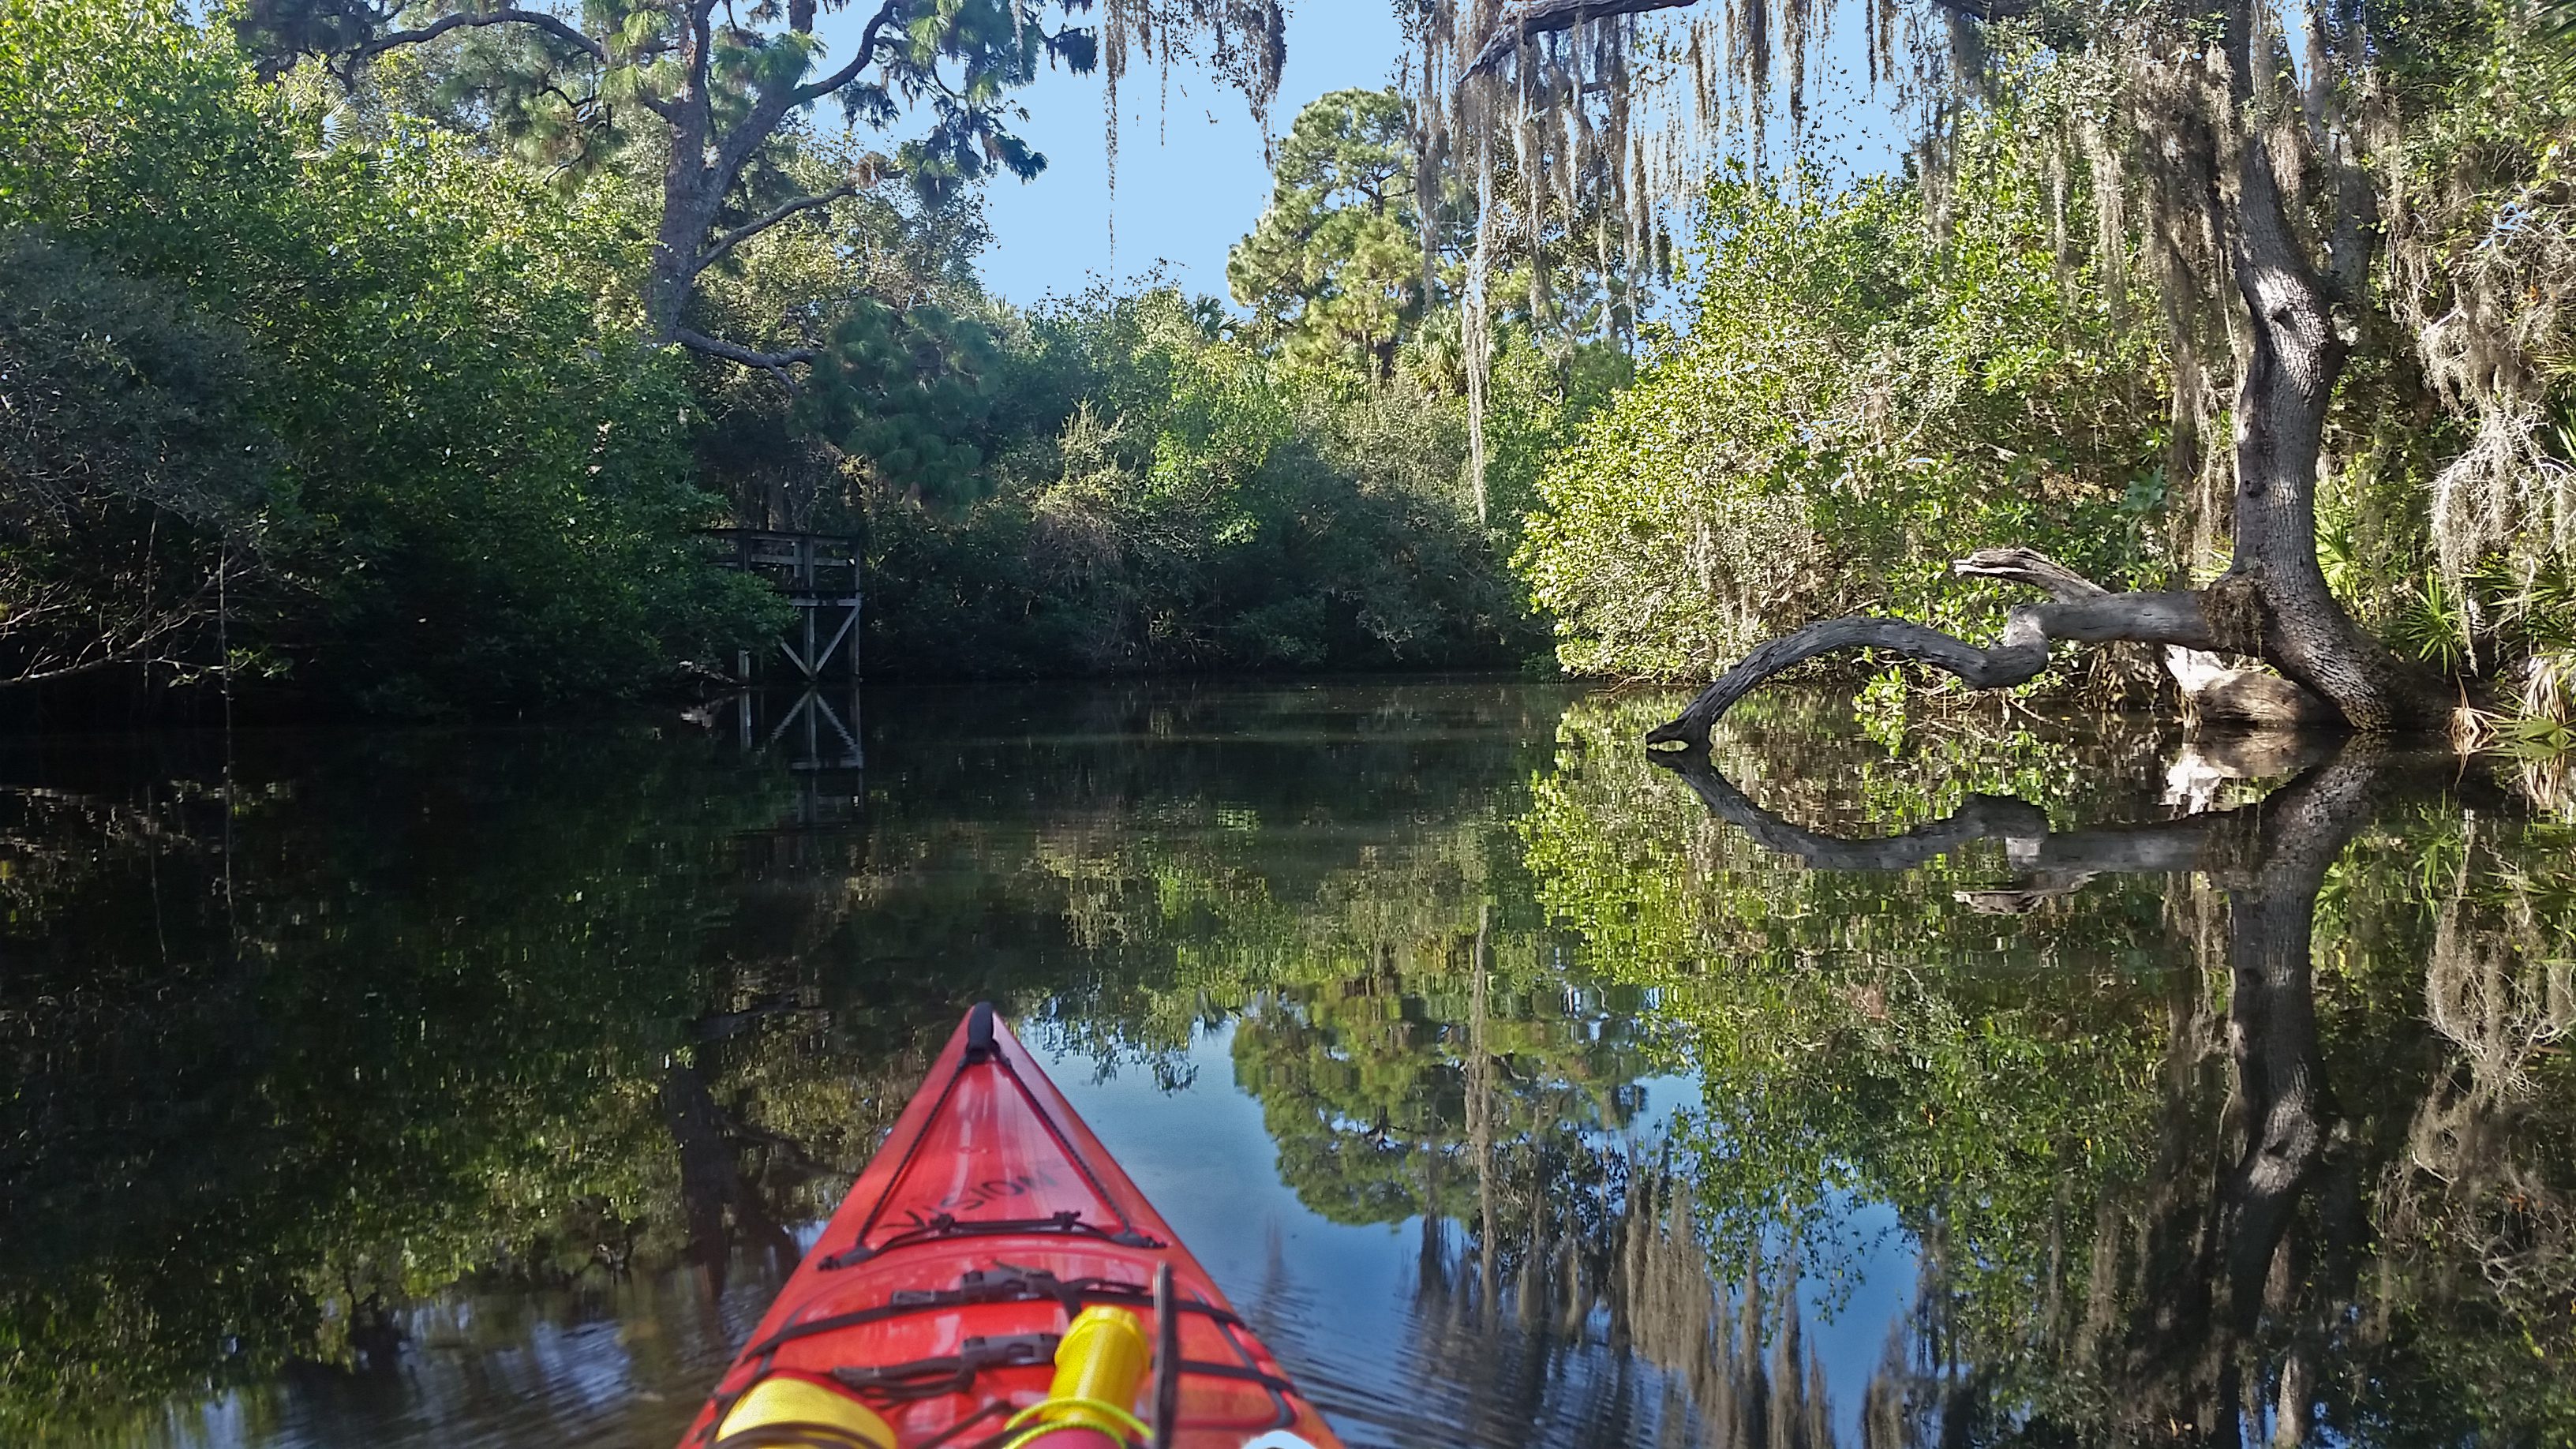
[5,680,2571,1447]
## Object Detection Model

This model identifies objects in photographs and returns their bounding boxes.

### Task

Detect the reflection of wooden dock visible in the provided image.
[715,687,863,850]
[736,687,862,774]
[710,529,860,683]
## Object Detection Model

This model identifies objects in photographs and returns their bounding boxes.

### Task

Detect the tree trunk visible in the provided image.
[646,86,721,346]
[2203,0,2437,732]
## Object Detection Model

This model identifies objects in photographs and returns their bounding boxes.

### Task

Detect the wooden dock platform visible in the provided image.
[710,529,860,683]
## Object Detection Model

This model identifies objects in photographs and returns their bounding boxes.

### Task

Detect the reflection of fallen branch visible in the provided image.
[691,991,819,1043]
[719,1110,860,1185]
[1648,726,2391,903]
[1650,751,2228,885]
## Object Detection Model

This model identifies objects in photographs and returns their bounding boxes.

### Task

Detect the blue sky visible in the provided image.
[822,0,1410,306]
[814,0,1911,307]
[978,0,1412,305]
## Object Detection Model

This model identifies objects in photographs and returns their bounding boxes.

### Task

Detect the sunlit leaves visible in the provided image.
[1227,89,1426,377]
[1516,88,2168,687]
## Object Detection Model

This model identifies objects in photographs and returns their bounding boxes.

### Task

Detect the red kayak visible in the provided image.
[677,1004,1345,1449]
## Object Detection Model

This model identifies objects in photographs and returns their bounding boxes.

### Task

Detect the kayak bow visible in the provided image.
[678,1004,1343,1449]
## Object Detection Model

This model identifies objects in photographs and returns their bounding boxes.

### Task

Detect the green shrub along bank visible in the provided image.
[852,290,1555,676]
[686,83,1616,680]
[0,0,784,714]
[1518,133,2169,691]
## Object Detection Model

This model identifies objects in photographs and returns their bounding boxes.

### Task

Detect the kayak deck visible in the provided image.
[678,1005,1342,1449]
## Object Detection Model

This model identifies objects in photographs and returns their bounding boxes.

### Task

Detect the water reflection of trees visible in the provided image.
[1193,810,1849,1447]
[2,683,1624,1440]
[8,684,2572,1447]
[0,731,886,1439]
[1530,694,2576,1444]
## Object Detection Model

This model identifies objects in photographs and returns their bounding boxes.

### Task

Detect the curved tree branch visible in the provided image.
[1465,0,2042,79]
[687,0,903,298]
[694,185,859,272]
[1646,589,2217,750]
[674,328,819,370]
[1645,548,2342,751]
[792,0,915,107]
[1466,0,1703,77]
[343,7,605,67]
[1924,0,2043,18]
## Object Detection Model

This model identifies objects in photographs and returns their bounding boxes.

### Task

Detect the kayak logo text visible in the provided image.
[907,1168,1061,1221]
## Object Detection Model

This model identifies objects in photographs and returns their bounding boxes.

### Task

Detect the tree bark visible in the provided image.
[2202,0,2439,733]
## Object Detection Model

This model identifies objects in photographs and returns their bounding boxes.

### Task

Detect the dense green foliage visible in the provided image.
[1520,128,2163,687]
[1228,88,1425,376]
[688,78,1623,678]
[857,289,1546,673]
[0,232,283,685]
[0,0,790,712]
[0,7,1585,706]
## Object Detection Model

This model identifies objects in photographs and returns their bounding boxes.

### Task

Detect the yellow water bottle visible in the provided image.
[1003,1305,1153,1447]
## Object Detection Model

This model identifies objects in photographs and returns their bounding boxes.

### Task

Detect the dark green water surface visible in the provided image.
[5,680,2572,1447]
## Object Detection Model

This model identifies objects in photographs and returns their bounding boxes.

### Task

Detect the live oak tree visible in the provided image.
[1436,0,2574,737]
[236,0,1278,370]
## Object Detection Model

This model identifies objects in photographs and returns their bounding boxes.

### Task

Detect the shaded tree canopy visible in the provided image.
[0,232,283,687]
[0,1,789,711]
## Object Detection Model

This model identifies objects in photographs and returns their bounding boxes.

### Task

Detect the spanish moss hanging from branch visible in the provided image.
[1098,0,1290,257]
[1421,0,1911,517]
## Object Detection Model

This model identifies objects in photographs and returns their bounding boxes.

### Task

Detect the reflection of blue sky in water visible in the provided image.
[1039,1022,1919,1449]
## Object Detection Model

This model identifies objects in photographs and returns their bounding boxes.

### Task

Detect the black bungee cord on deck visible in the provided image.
[821,1003,1162,1269]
